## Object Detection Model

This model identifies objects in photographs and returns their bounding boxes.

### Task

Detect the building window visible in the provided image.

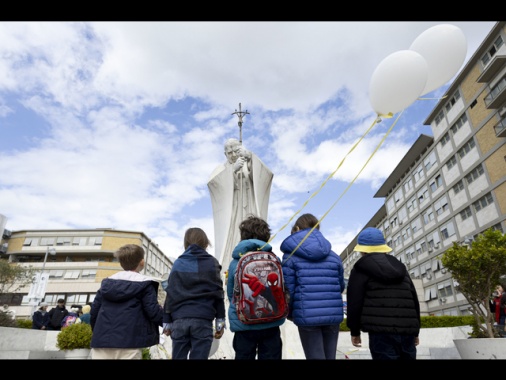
[403,178,414,192]
[44,294,66,304]
[64,270,80,279]
[394,188,403,204]
[450,113,468,134]
[66,294,88,305]
[417,187,429,205]
[48,270,64,279]
[438,282,454,297]
[402,227,411,241]
[23,238,38,247]
[457,138,476,159]
[453,180,464,195]
[414,164,425,183]
[435,110,444,125]
[407,196,417,213]
[89,237,103,246]
[473,192,494,212]
[434,195,449,216]
[40,238,56,246]
[429,174,443,193]
[440,221,456,240]
[422,208,434,224]
[81,270,97,278]
[73,237,87,246]
[446,155,457,170]
[444,91,461,113]
[460,206,472,221]
[424,151,437,172]
[491,223,504,234]
[440,132,450,147]
[56,237,71,246]
[465,164,484,185]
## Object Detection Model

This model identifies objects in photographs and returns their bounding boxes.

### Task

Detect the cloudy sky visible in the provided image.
[0,21,496,261]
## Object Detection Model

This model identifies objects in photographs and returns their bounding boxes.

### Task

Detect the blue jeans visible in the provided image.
[368,332,417,360]
[297,324,340,359]
[233,327,282,359]
[170,318,214,360]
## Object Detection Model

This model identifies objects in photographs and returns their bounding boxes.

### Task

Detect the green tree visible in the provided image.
[441,228,506,338]
[0,259,35,296]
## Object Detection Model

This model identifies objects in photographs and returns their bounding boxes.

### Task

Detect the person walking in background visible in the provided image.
[47,298,68,331]
[90,244,163,360]
[280,213,346,359]
[346,227,420,360]
[490,283,506,337]
[32,302,50,330]
[226,215,285,360]
[61,306,79,328]
[78,304,91,325]
[162,227,226,360]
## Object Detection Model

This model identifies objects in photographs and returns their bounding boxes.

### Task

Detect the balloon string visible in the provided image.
[281,110,404,263]
[417,95,447,100]
[264,116,378,249]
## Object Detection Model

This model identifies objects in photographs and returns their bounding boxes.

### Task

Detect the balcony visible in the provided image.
[477,54,506,83]
[494,117,506,138]
[484,75,506,109]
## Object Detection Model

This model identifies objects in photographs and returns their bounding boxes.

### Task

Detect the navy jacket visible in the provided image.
[346,252,420,337]
[281,228,346,326]
[90,271,163,349]
[32,309,50,329]
[164,244,225,322]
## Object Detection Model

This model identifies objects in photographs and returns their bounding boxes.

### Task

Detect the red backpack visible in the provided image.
[233,251,289,324]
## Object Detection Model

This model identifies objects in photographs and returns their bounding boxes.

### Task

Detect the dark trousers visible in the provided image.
[298,324,340,359]
[368,332,417,360]
[233,326,282,359]
[171,318,214,360]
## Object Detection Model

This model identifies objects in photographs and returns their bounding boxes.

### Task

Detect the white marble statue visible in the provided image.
[207,138,273,272]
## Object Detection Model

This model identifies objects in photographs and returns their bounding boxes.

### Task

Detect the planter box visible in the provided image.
[453,338,506,359]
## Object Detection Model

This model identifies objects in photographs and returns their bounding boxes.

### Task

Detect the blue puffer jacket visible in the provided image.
[226,239,286,332]
[280,228,346,327]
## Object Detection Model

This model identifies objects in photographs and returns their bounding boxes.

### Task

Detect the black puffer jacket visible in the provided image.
[346,252,420,337]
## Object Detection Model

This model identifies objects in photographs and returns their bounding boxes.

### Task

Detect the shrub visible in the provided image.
[56,323,92,350]
[16,319,32,329]
[0,310,17,327]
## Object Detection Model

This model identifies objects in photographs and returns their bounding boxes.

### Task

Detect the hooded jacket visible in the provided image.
[280,228,346,326]
[226,239,286,332]
[90,271,163,349]
[164,244,225,322]
[346,252,420,337]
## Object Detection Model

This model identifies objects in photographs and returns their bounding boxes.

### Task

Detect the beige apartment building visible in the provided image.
[340,21,506,316]
[0,228,173,319]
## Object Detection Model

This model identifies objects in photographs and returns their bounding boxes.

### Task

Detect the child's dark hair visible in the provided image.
[184,227,211,250]
[115,244,145,271]
[239,215,271,242]
[291,213,320,234]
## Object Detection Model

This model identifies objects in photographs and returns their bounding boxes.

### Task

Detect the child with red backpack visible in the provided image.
[226,216,286,360]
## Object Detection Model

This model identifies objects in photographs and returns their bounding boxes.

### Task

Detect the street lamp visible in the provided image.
[42,246,56,275]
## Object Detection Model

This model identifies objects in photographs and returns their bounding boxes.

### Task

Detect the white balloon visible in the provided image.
[369,50,428,116]
[410,24,467,96]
